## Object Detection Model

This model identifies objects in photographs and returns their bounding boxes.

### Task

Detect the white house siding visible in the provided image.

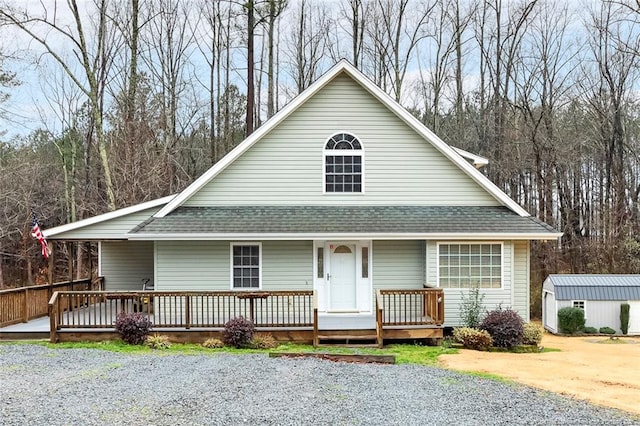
[100,241,154,291]
[582,301,625,334]
[512,241,530,322]
[52,207,161,240]
[629,301,640,334]
[426,240,519,326]
[372,240,425,291]
[155,240,312,291]
[262,241,313,290]
[184,74,499,207]
[548,300,626,334]
[544,295,638,335]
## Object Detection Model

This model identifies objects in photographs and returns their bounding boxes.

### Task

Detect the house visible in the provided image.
[43,60,561,343]
[543,274,640,335]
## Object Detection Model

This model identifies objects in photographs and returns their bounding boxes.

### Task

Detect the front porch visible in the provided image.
[1,283,444,347]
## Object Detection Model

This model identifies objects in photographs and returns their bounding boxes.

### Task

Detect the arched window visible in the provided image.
[324,133,363,193]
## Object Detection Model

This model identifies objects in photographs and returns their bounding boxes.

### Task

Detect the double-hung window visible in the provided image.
[231,243,261,289]
[438,243,502,289]
[324,133,363,193]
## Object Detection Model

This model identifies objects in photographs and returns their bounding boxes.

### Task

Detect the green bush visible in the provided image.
[459,287,485,328]
[115,312,152,345]
[599,326,616,335]
[452,327,493,350]
[223,316,255,348]
[583,326,598,334]
[620,303,630,335]
[480,307,524,348]
[522,323,543,345]
[557,307,585,334]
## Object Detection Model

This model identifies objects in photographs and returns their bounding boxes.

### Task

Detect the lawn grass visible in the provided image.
[0,340,457,366]
[595,337,630,344]
[271,343,457,365]
[462,370,512,383]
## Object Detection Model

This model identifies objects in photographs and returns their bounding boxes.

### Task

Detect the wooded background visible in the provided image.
[0,0,639,317]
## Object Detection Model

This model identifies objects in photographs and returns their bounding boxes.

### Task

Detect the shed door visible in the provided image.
[629,301,640,335]
[544,292,557,332]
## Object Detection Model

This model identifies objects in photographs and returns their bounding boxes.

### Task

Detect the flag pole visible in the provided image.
[48,242,54,300]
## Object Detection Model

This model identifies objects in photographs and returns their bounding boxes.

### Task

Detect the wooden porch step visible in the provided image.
[317,334,378,341]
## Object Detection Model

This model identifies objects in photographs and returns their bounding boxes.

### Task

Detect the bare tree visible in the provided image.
[1,1,118,211]
[286,0,331,93]
[264,0,287,119]
[367,0,434,102]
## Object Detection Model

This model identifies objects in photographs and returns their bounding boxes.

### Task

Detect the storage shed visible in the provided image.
[542,274,640,335]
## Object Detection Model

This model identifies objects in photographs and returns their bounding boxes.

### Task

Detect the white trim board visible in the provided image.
[127,232,562,241]
[154,60,530,219]
[43,195,175,238]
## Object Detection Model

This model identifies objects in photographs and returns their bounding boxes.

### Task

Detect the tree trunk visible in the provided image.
[246,0,255,137]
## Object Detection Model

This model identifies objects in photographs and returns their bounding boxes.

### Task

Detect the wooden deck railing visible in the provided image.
[49,290,316,341]
[376,288,444,327]
[0,278,100,327]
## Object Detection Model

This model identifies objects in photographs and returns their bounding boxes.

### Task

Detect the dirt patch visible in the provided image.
[439,332,640,415]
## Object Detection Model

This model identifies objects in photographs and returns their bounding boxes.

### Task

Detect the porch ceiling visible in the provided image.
[129,205,561,239]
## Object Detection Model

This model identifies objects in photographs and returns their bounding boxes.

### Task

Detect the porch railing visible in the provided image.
[49,290,316,341]
[0,278,99,328]
[375,288,444,332]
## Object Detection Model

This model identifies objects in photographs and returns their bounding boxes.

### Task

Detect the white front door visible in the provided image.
[328,243,357,311]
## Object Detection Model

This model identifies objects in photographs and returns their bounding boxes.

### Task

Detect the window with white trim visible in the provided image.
[438,243,502,289]
[324,133,362,193]
[572,300,585,310]
[231,244,261,289]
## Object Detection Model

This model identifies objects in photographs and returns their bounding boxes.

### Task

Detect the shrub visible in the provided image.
[202,338,224,349]
[522,323,543,345]
[441,336,455,349]
[146,334,171,350]
[599,326,616,335]
[479,307,524,348]
[452,327,493,350]
[115,312,152,345]
[459,287,485,328]
[223,316,255,348]
[250,332,278,349]
[583,326,598,334]
[620,303,630,335]
[557,307,585,334]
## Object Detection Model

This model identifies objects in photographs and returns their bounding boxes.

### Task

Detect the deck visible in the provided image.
[1,281,444,347]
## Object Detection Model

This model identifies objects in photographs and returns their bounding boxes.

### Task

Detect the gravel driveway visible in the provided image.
[0,344,637,425]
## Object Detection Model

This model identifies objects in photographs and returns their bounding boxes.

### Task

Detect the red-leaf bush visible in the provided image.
[223,316,255,348]
[115,312,152,345]
[480,307,524,348]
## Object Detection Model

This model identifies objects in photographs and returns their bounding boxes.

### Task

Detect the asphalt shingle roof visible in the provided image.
[131,205,559,236]
[547,274,640,301]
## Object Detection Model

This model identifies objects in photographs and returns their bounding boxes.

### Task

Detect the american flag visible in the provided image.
[31,213,51,259]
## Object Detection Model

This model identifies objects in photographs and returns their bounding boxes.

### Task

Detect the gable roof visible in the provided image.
[546,274,640,301]
[43,195,175,239]
[154,60,529,219]
[130,205,559,240]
